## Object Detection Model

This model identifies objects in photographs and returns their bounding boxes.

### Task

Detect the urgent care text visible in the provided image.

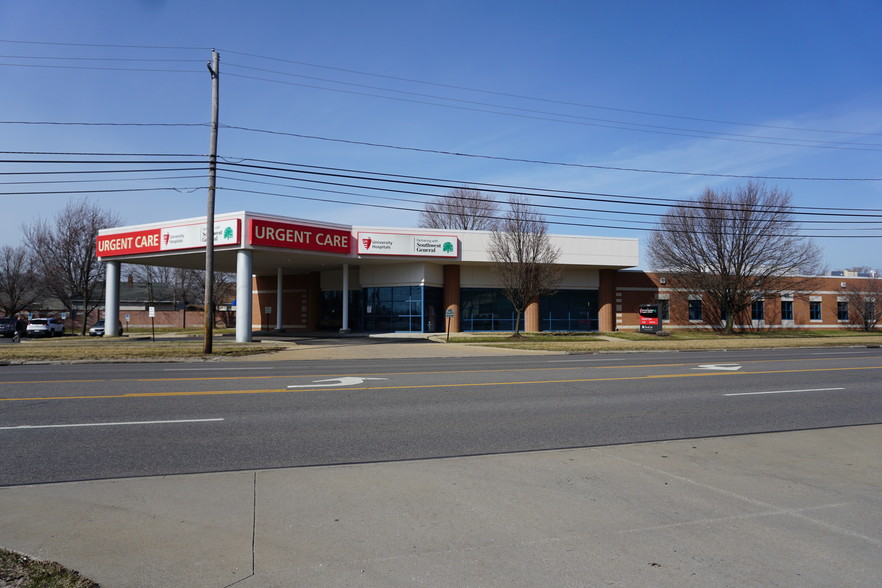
[249,219,351,254]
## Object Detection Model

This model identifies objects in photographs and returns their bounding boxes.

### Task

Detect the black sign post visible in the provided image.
[445,307,455,342]
[638,304,662,334]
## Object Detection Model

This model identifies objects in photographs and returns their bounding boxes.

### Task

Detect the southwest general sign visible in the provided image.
[357,232,458,257]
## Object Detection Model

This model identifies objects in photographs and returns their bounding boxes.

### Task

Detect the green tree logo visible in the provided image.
[443,241,454,253]
[223,226,234,240]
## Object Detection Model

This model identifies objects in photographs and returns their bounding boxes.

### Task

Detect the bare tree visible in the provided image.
[129,265,201,309]
[0,244,40,317]
[647,182,824,334]
[843,276,882,331]
[192,270,237,326]
[488,196,563,336]
[419,187,500,230]
[23,199,123,335]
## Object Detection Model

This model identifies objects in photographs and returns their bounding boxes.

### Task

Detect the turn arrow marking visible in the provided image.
[287,377,389,389]
[693,364,743,371]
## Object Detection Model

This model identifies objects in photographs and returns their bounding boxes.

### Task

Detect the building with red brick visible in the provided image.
[96,211,879,341]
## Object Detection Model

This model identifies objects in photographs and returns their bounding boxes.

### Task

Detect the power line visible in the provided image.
[4,39,874,140]
[0,121,207,128]
[0,167,205,176]
[0,158,206,164]
[216,172,882,228]
[0,62,200,73]
[223,63,882,150]
[0,38,207,51]
[215,186,879,239]
[0,150,205,157]
[218,48,882,138]
[0,187,203,196]
[3,153,880,215]
[0,54,202,62]
[225,72,882,153]
[0,174,205,186]
[214,162,882,221]
[229,157,882,212]
[220,125,882,181]
[215,160,882,217]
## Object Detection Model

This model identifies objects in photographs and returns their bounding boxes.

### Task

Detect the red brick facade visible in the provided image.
[613,271,878,331]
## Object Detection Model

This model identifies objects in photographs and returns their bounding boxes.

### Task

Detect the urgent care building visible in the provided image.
[96,211,639,341]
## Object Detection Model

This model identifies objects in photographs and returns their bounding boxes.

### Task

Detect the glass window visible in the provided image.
[423,287,443,333]
[361,286,424,332]
[688,299,702,321]
[460,288,523,332]
[810,301,822,321]
[319,291,362,331]
[781,300,793,321]
[751,300,764,321]
[655,298,669,322]
[837,301,848,321]
[539,290,599,331]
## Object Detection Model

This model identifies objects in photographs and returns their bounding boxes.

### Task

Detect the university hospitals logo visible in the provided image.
[362,237,372,250]
[163,233,170,246]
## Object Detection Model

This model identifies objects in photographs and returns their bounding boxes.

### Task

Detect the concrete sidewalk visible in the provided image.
[2,425,880,587]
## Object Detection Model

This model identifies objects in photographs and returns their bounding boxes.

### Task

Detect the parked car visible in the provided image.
[26,317,65,337]
[89,319,123,336]
[0,317,27,338]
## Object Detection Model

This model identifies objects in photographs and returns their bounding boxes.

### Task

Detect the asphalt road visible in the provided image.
[1,347,881,486]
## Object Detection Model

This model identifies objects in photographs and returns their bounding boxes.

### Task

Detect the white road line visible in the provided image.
[725,388,845,397]
[0,418,224,430]
[162,367,274,371]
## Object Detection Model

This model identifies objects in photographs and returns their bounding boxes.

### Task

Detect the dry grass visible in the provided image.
[0,336,287,363]
[0,547,99,587]
[448,330,882,352]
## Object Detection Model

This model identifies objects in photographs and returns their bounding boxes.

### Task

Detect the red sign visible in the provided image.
[639,316,659,325]
[97,229,162,256]
[97,219,241,258]
[249,219,351,254]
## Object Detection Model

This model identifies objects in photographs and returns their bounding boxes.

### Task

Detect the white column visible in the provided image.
[236,249,253,343]
[340,263,350,333]
[276,267,284,331]
[105,260,120,336]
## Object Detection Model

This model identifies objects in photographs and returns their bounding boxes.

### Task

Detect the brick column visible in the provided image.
[524,296,540,332]
[598,269,616,332]
[443,265,461,333]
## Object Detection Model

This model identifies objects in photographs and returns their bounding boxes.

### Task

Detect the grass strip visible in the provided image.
[444,330,882,352]
[0,547,99,587]
[0,337,287,362]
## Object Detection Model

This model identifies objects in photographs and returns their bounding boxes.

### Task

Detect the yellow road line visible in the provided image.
[1,365,880,402]
[2,355,880,386]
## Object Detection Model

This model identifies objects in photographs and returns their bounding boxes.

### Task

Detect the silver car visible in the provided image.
[26,318,65,337]
[89,319,123,336]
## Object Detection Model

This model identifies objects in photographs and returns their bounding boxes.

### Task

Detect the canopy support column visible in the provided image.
[105,260,120,336]
[236,249,253,342]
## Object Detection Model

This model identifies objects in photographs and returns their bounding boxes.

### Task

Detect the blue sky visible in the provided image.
[2,1,881,270]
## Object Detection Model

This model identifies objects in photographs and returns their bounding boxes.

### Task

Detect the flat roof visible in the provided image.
[97,211,639,274]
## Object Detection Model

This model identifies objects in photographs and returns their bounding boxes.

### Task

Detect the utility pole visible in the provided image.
[203,49,219,354]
